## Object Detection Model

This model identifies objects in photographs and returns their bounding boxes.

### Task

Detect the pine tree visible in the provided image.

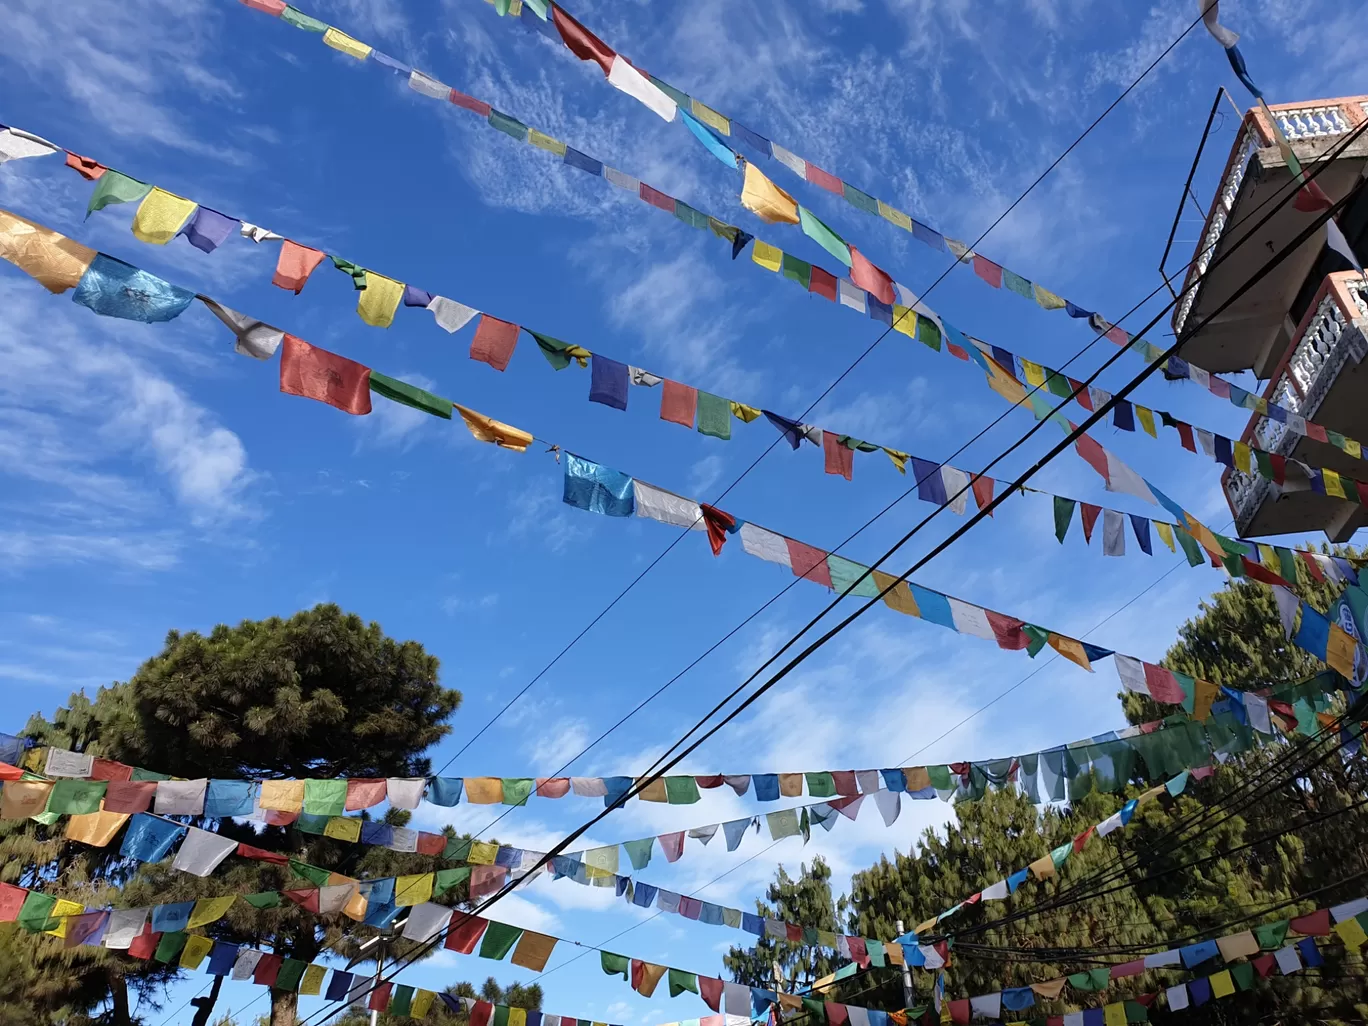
[724,858,849,991]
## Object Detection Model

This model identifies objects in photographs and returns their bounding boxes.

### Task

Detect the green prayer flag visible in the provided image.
[1049,842,1072,868]
[1175,527,1205,568]
[131,767,171,781]
[1255,448,1275,480]
[664,775,700,804]
[707,217,740,245]
[805,772,837,798]
[502,778,534,806]
[46,779,107,815]
[435,866,472,895]
[289,860,332,888]
[674,201,710,230]
[837,435,881,453]
[1053,496,1075,543]
[488,108,529,141]
[1067,967,1109,991]
[780,252,812,290]
[479,921,523,960]
[275,957,308,992]
[154,931,188,964]
[916,316,942,351]
[1277,547,1299,583]
[16,891,56,933]
[1124,999,1150,1022]
[926,765,952,790]
[802,926,820,945]
[1003,269,1034,299]
[1229,962,1255,991]
[329,256,367,290]
[697,392,731,440]
[668,969,699,997]
[624,837,654,870]
[601,951,630,979]
[867,940,886,967]
[1022,624,1050,658]
[444,837,474,862]
[1173,671,1197,714]
[1328,430,1348,450]
[528,331,578,371]
[802,997,827,1024]
[302,779,347,817]
[492,1006,511,1026]
[797,207,851,266]
[86,171,151,217]
[369,373,454,419]
[243,891,283,910]
[391,984,415,1016]
[649,76,690,109]
[281,5,328,31]
[842,183,880,215]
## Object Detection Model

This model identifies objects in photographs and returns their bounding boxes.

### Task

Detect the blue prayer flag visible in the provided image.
[589,355,629,411]
[563,455,635,518]
[120,813,186,863]
[427,777,463,806]
[73,254,195,323]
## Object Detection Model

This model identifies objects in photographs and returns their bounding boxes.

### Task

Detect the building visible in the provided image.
[1171,96,1368,541]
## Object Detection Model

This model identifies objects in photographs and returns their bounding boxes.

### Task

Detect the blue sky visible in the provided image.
[1,0,1365,1021]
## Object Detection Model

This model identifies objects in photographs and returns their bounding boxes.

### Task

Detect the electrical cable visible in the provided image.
[296,119,1368,1026]
[427,8,1208,777]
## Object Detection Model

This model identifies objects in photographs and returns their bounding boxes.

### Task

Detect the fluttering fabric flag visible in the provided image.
[681,109,738,167]
[72,255,195,322]
[454,405,534,452]
[0,209,96,293]
[589,355,630,410]
[322,26,371,59]
[563,454,635,516]
[428,296,479,333]
[370,373,453,419]
[179,206,238,254]
[357,273,405,328]
[798,207,851,265]
[272,241,326,293]
[86,170,152,216]
[199,297,286,360]
[549,4,675,119]
[740,162,800,224]
[131,188,198,245]
[278,335,373,415]
[0,127,60,163]
[848,246,894,305]
[172,827,239,877]
[470,314,520,371]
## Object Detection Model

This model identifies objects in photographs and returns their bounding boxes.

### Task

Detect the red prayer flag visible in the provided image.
[971,474,995,514]
[416,831,447,855]
[1266,452,1286,484]
[450,90,492,117]
[254,953,284,986]
[849,245,895,305]
[468,1001,494,1026]
[0,763,20,781]
[1080,503,1101,543]
[1305,421,1329,443]
[823,431,853,481]
[237,842,289,865]
[831,770,859,795]
[1294,178,1334,213]
[445,915,488,954]
[280,336,372,414]
[1072,826,1095,851]
[985,610,1031,650]
[470,314,520,372]
[972,254,1003,288]
[805,163,843,195]
[1290,908,1331,935]
[345,778,387,810]
[699,976,723,1012]
[1110,959,1145,978]
[535,777,571,797]
[699,503,735,557]
[283,888,321,913]
[1143,662,1186,704]
[1253,953,1276,977]
[64,151,107,180]
[695,775,724,789]
[128,926,161,960]
[809,265,838,301]
[240,0,288,12]
[949,1000,970,1025]
[660,380,698,428]
[946,341,968,360]
[369,982,394,1011]
[550,3,616,74]
[264,809,298,826]
[678,898,701,920]
[847,937,869,967]
[1073,431,1110,481]
[0,882,27,922]
[639,183,675,213]
[786,537,833,587]
[1105,325,1128,346]
[1177,422,1196,452]
[1071,379,1092,409]
[271,240,326,294]
[786,923,803,942]
[103,780,157,813]
[89,758,132,782]
[1299,550,1326,581]
[825,1003,850,1026]
[1242,557,1289,587]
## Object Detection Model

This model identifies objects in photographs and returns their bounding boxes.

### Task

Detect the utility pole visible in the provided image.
[895,920,913,1007]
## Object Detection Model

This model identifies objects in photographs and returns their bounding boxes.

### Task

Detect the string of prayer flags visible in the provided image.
[546,4,677,121]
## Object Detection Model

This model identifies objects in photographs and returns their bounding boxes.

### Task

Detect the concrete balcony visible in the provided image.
[1173,97,1368,377]
[1222,272,1368,541]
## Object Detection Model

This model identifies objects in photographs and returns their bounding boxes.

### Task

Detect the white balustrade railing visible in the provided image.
[1175,128,1258,335]
[1275,105,1350,140]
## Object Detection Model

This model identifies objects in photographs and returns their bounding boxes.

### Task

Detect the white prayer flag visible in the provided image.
[873,789,901,826]
[102,908,148,949]
[386,778,425,809]
[634,481,705,531]
[1165,984,1189,1011]
[408,70,449,100]
[155,779,207,816]
[606,57,676,121]
[403,902,452,942]
[0,127,60,163]
[45,748,94,778]
[427,296,478,334]
[172,827,238,877]
[231,949,264,980]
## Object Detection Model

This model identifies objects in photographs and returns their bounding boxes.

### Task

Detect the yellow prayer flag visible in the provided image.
[411,990,437,1017]
[877,201,913,231]
[778,773,803,797]
[1327,623,1358,679]
[1193,678,1219,722]
[882,448,909,474]
[322,26,372,59]
[634,962,668,998]
[1135,406,1157,437]
[1216,931,1259,961]
[1335,916,1368,950]
[66,809,129,847]
[323,816,361,843]
[455,405,533,452]
[885,941,904,966]
[44,899,85,936]
[740,162,799,225]
[130,188,197,245]
[1028,854,1055,880]
[1,779,53,819]
[891,305,918,339]
[259,779,305,812]
[394,873,434,907]
[730,401,761,423]
[912,918,937,936]
[637,776,668,803]
[1155,521,1175,553]
[690,99,730,135]
[465,777,504,804]
[1346,439,1362,459]
[1020,360,1046,388]
[188,896,238,929]
[1102,1002,1126,1026]
[468,841,499,865]
[752,239,783,272]
[1258,544,1279,570]
[528,129,567,157]
[1048,634,1094,672]
[1188,518,1224,562]
[343,887,368,921]
[1209,970,1235,999]
[1234,441,1252,474]
[985,356,1027,405]
[181,934,215,969]
[357,272,404,328]
[511,930,558,971]
[903,767,931,793]
[872,570,919,617]
[300,964,328,996]
[1253,396,1269,415]
[1032,284,1067,310]
[21,747,45,773]
[1323,468,1348,499]
[0,209,96,293]
[1030,979,1066,1000]
[778,993,804,1011]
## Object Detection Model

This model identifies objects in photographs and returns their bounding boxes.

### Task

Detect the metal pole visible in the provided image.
[895,920,913,1007]
[369,936,386,1026]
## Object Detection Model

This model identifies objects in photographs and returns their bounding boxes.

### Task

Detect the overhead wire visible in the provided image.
[294,104,1362,1026]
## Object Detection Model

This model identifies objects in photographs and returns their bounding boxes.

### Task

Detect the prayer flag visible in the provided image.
[73,254,194,322]
[180,206,237,253]
[86,171,151,216]
[823,431,853,480]
[589,355,630,410]
[0,209,96,293]
[199,297,284,360]
[455,405,534,451]
[131,189,198,245]
[471,315,520,371]
[741,162,799,224]
[271,241,326,293]
[798,207,851,265]
[660,380,698,428]
[848,246,894,304]
[322,26,371,58]
[357,273,405,328]
[279,336,372,415]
